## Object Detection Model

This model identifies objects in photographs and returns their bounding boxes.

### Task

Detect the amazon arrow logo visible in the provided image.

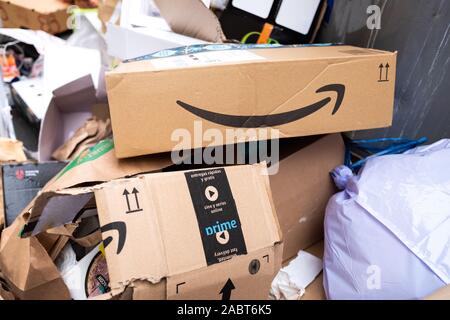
[101,222,127,255]
[176,84,345,128]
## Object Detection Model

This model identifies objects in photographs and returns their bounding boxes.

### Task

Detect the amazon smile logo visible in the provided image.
[101,222,126,255]
[170,84,345,175]
[176,84,345,128]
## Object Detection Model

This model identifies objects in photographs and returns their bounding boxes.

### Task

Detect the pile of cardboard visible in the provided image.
[5,0,448,302]
[0,37,400,300]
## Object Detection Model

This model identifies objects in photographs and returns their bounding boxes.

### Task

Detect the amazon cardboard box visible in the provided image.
[0,0,70,34]
[21,163,282,300]
[106,44,397,158]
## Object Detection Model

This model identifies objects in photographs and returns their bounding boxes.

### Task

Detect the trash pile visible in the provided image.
[0,0,448,301]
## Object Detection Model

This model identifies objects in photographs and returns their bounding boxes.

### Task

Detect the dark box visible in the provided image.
[2,162,67,227]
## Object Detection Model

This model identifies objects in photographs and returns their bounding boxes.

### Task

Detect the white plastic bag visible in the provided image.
[324,139,450,300]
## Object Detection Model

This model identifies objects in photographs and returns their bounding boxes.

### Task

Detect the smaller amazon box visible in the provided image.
[23,163,283,300]
[0,0,70,34]
[106,44,397,158]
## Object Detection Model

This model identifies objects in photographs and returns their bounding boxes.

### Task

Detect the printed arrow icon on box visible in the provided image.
[177,84,345,128]
[220,278,236,300]
[385,63,390,81]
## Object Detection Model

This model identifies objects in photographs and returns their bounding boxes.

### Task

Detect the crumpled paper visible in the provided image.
[270,250,322,300]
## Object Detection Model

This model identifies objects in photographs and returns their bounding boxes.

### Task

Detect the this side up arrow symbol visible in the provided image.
[123,188,143,214]
[220,278,236,301]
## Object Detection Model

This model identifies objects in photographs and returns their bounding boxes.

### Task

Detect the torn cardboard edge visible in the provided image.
[0,138,27,162]
[0,0,70,34]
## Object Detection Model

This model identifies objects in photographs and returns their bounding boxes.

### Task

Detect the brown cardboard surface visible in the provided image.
[0,0,69,34]
[0,213,71,300]
[0,138,27,162]
[270,134,344,261]
[106,45,397,158]
[0,169,3,233]
[154,0,226,43]
[98,0,119,32]
[167,245,282,300]
[43,139,174,192]
[95,163,282,299]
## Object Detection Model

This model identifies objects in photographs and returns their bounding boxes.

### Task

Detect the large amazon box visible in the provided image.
[21,163,282,300]
[0,0,70,34]
[106,44,397,158]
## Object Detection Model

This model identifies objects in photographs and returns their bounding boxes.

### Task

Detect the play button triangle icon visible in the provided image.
[205,186,219,202]
[216,230,230,245]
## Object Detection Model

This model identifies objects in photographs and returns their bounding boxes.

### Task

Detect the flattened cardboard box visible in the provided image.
[24,164,283,300]
[0,0,70,34]
[106,44,397,158]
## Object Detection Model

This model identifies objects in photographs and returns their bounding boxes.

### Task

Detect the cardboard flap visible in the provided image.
[25,188,95,237]
[52,75,97,112]
[94,177,168,291]
[20,140,174,237]
[42,139,174,192]
[154,0,225,42]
